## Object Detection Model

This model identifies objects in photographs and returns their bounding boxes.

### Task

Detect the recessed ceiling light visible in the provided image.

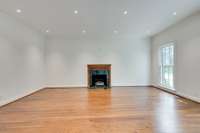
[74,10,78,14]
[82,30,86,34]
[114,30,119,34]
[45,29,50,33]
[16,9,22,13]
[173,12,177,16]
[123,10,128,15]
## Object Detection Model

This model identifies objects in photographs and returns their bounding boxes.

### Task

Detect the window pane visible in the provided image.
[160,44,174,90]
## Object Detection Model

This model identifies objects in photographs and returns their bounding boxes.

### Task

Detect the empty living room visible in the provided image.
[0,0,200,133]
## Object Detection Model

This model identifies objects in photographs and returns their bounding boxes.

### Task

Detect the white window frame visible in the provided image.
[159,42,175,90]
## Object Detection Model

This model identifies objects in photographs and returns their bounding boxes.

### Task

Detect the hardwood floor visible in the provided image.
[0,87,200,133]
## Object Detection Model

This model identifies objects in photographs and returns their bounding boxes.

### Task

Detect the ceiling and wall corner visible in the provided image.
[0,0,200,39]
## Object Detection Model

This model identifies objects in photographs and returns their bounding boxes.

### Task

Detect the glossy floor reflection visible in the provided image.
[0,87,200,133]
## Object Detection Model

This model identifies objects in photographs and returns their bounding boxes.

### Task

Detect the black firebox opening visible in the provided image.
[90,70,109,88]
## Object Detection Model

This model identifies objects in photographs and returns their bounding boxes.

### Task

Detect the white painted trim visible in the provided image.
[159,42,176,90]
[152,85,200,103]
[45,85,87,88]
[0,86,44,107]
[2,85,199,108]
[46,85,151,89]
[178,92,200,103]
[46,86,87,89]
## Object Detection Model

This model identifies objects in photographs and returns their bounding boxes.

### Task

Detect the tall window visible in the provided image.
[160,43,175,90]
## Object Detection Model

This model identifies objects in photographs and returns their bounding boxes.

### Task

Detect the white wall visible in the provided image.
[0,12,45,106]
[0,10,151,106]
[45,37,151,87]
[151,11,200,102]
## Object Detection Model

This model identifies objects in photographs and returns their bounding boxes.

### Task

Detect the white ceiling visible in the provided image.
[0,0,200,39]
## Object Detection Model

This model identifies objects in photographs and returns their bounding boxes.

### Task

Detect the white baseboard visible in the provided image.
[0,87,44,107]
[178,92,200,103]
[2,85,198,108]
[45,84,151,88]
[1,85,151,107]
[152,85,200,103]
[45,85,87,89]
[45,85,151,89]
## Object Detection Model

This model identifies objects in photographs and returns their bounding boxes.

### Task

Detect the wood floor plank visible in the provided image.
[0,87,200,133]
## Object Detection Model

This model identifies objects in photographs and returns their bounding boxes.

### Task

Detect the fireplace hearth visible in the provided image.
[88,64,111,88]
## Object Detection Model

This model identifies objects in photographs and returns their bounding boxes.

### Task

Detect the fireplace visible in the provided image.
[88,64,111,88]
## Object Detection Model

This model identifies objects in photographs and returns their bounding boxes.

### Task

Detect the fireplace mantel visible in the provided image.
[87,64,111,88]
